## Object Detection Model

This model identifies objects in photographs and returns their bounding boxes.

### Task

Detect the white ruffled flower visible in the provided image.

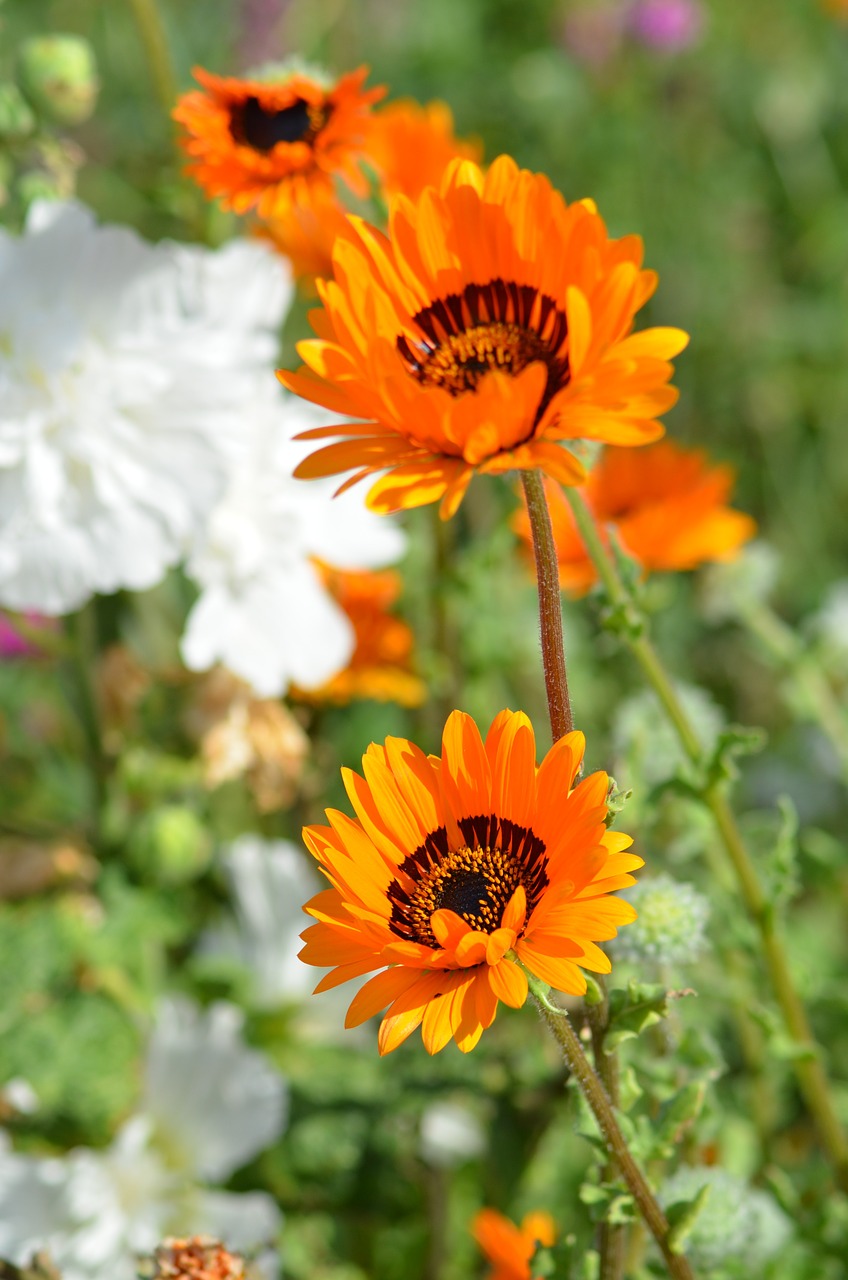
[0,200,291,614]
[419,1100,486,1168]
[181,384,406,697]
[0,998,287,1280]
[198,836,357,1042]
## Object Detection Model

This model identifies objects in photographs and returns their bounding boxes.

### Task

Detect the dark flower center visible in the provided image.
[387,814,549,950]
[231,96,330,152]
[396,278,571,420]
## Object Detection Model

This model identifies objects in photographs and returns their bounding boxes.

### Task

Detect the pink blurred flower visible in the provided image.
[0,611,52,657]
[627,0,705,51]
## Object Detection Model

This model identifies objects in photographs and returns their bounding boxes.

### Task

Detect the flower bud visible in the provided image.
[0,81,36,140]
[17,35,99,127]
[612,874,710,967]
[143,1237,245,1280]
[128,805,212,884]
[613,683,723,787]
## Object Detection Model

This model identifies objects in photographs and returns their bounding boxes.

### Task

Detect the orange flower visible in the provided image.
[279,154,688,519]
[299,709,642,1054]
[173,64,384,218]
[295,566,426,706]
[261,183,353,289]
[367,98,483,201]
[514,440,757,595]
[473,1208,557,1280]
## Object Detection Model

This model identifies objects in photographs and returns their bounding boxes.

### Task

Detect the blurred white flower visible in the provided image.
[700,541,780,625]
[0,200,292,614]
[419,1100,486,1168]
[659,1166,792,1272]
[0,997,287,1280]
[181,384,406,697]
[612,873,710,967]
[198,836,358,1043]
[614,681,724,788]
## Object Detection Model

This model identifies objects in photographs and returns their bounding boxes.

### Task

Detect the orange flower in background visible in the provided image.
[473,1209,556,1280]
[367,98,483,201]
[261,182,353,289]
[514,440,757,596]
[299,709,642,1054]
[279,154,688,519]
[173,65,384,217]
[295,566,426,706]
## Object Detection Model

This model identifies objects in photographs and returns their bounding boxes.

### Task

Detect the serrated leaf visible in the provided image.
[607,980,669,1048]
[666,1184,712,1254]
[654,1082,707,1155]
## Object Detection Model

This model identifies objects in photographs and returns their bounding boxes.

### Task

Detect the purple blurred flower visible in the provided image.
[238,0,291,70]
[562,2,628,68]
[0,611,51,657]
[627,0,705,51]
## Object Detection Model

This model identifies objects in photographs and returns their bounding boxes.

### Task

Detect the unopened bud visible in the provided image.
[128,805,212,884]
[142,1237,245,1280]
[17,35,99,127]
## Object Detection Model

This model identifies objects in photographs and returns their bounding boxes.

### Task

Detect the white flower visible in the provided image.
[198,836,357,1042]
[200,836,320,1008]
[0,998,287,1280]
[0,200,292,614]
[419,1101,486,1168]
[180,384,406,698]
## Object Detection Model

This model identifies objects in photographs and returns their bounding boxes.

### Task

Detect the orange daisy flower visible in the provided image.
[367,98,483,202]
[514,440,757,596]
[299,709,642,1055]
[173,64,384,218]
[472,1208,557,1280]
[278,153,688,519]
[261,183,353,290]
[295,566,426,706]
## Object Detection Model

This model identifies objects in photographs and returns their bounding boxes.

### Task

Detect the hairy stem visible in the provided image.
[520,470,573,741]
[565,486,848,1192]
[529,978,695,1280]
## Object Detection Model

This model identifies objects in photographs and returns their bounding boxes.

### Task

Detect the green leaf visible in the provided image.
[653,1082,707,1156]
[666,1184,712,1255]
[606,980,669,1048]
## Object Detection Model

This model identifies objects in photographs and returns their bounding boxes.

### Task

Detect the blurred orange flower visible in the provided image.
[514,439,756,595]
[261,183,352,289]
[279,154,687,519]
[173,65,384,217]
[295,566,425,706]
[367,98,482,201]
[472,1208,557,1280]
[299,709,641,1054]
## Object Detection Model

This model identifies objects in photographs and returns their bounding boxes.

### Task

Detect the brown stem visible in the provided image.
[529,981,695,1280]
[588,984,627,1280]
[520,470,573,741]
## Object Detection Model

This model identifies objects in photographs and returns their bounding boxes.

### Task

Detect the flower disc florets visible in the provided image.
[280,154,688,518]
[299,709,643,1054]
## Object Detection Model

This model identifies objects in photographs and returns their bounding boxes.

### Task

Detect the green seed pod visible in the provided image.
[16,34,99,127]
[0,81,36,140]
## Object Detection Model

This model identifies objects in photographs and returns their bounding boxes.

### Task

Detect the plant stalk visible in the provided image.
[564,486,848,1192]
[520,470,573,741]
[126,0,180,117]
[529,978,695,1280]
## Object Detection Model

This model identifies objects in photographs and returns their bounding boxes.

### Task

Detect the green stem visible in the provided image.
[587,981,627,1280]
[126,0,180,117]
[520,470,573,741]
[528,977,695,1280]
[742,602,848,777]
[65,605,108,847]
[565,486,848,1192]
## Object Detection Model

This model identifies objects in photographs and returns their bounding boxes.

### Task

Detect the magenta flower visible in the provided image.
[0,611,51,657]
[628,0,704,51]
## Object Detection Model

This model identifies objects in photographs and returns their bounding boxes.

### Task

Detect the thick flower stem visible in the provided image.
[65,604,108,847]
[587,983,627,1280]
[126,0,180,117]
[520,470,573,741]
[565,486,848,1192]
[528,977,695,1280]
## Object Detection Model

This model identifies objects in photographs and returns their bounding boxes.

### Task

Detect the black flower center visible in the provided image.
[396,278,571,421]
[387,814,549,950]
[230,96,330,152]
